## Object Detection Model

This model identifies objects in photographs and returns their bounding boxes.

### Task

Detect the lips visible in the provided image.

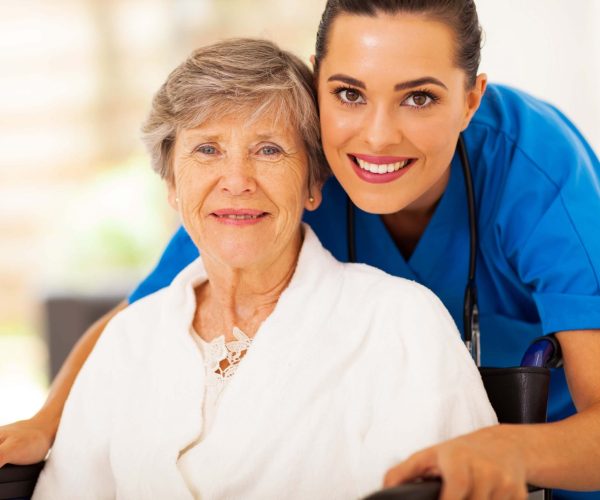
[211,208,269,225]
[348,154,416,184]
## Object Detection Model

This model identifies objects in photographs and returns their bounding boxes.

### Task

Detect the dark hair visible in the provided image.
[315,0,482,87]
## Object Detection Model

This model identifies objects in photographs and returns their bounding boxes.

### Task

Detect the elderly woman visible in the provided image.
[33,39,496,499]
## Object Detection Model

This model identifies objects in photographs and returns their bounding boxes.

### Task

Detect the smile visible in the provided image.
[348,154,416,184]
[355,157,411,173]
[211,209,269,226]
[219,214,263,220]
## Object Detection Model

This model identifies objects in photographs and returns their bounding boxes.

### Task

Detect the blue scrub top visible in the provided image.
[129,84,600,498]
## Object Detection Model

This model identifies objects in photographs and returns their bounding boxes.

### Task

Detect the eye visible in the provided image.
[255,143,284,159]
[332,86,366,106]
[259,144,282,156]
[195,144,219,155]
[402,91,438,109]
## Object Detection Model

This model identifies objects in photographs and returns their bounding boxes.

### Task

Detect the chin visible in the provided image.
[216,245,265,267]
[349,192,412,215]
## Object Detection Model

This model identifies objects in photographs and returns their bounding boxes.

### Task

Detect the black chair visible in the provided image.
[44,294,122,379]
[0,336,562,500]
[0,463,44,500]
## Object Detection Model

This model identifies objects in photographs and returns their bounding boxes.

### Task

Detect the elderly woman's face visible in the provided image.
[169,111,317,271]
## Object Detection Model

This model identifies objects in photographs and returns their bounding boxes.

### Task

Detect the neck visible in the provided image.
[381,166,451,260]
[194,231,302,341]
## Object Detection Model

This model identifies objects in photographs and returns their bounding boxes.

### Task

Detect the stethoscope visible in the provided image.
[346,134,482,365]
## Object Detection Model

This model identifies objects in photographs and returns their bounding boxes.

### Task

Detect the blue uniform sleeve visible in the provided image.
[128,226,199,303]
[496,105,600,335]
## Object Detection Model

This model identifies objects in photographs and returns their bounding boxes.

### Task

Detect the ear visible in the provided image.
[309,54,316,70]
[304,181,324,211]
[167,181,178,211]
[461,73,488,131]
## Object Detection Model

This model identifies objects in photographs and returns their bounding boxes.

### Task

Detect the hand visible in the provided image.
[383,425,529,500]
[0,416,54,467]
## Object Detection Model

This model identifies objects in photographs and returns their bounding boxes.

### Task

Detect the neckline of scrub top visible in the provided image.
[352,152,468,284]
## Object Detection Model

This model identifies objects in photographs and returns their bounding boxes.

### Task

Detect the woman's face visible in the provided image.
[317,13,486,214]
[168,111,319,272]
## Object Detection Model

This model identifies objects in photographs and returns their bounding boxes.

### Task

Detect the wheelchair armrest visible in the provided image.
[363,479,442,500]
[362,479,544,500]
[0,462,44,500]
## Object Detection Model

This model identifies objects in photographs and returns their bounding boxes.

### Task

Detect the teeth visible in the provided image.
[355,157,411,174]
[221,214,260,220]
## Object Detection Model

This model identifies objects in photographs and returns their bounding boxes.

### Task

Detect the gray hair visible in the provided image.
[141,38,329,186]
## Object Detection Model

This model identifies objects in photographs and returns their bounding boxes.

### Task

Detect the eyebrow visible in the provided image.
[254,132,282,141]
[182,131,287,148]
[183,132,222,142]
[327,74,448,91]
[327,74,366,89]
[395,77,448,91]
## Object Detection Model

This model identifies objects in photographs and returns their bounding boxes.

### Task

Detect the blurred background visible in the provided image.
[1,0,599,424]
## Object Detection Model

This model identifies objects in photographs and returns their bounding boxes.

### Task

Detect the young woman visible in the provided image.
[2,1,599,498]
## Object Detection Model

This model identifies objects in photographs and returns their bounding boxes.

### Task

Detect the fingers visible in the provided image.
[438,458,471,500]
[0,421,51,468]
[0,437,15,468]
[0,434,20,468]
[384,442,528,500]
[488,471,528,500]
[442,461,528,500]
[495,484,528,500]
[465,463,495,500]
[0,435,47,467]
[383,448,440,487]
[470,471,528,500]
[0,428,10,467]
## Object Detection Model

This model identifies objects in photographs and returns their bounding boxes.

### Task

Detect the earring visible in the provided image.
[175,197,180,203]
[308,196,315,203]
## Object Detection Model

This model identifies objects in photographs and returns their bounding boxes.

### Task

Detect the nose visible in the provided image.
[219,155,257,196]
[362,105,403,152]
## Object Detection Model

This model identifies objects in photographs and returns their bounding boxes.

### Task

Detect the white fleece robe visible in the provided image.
[33,225,497,500]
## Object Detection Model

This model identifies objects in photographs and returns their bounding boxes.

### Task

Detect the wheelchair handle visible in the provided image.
[520,335,563,369]
[363,478,442,500]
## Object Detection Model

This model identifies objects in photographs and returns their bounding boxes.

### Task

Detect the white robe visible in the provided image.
[34,225,497,500]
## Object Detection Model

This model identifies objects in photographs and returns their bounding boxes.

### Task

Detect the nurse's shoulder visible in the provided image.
[467,84,600,306]
[468,83,597,182]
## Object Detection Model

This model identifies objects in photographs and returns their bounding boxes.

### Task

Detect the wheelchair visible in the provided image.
[0,335,562,500]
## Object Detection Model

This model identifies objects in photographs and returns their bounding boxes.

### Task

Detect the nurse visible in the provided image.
[309,2,600,498]
[1,0,599,498]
